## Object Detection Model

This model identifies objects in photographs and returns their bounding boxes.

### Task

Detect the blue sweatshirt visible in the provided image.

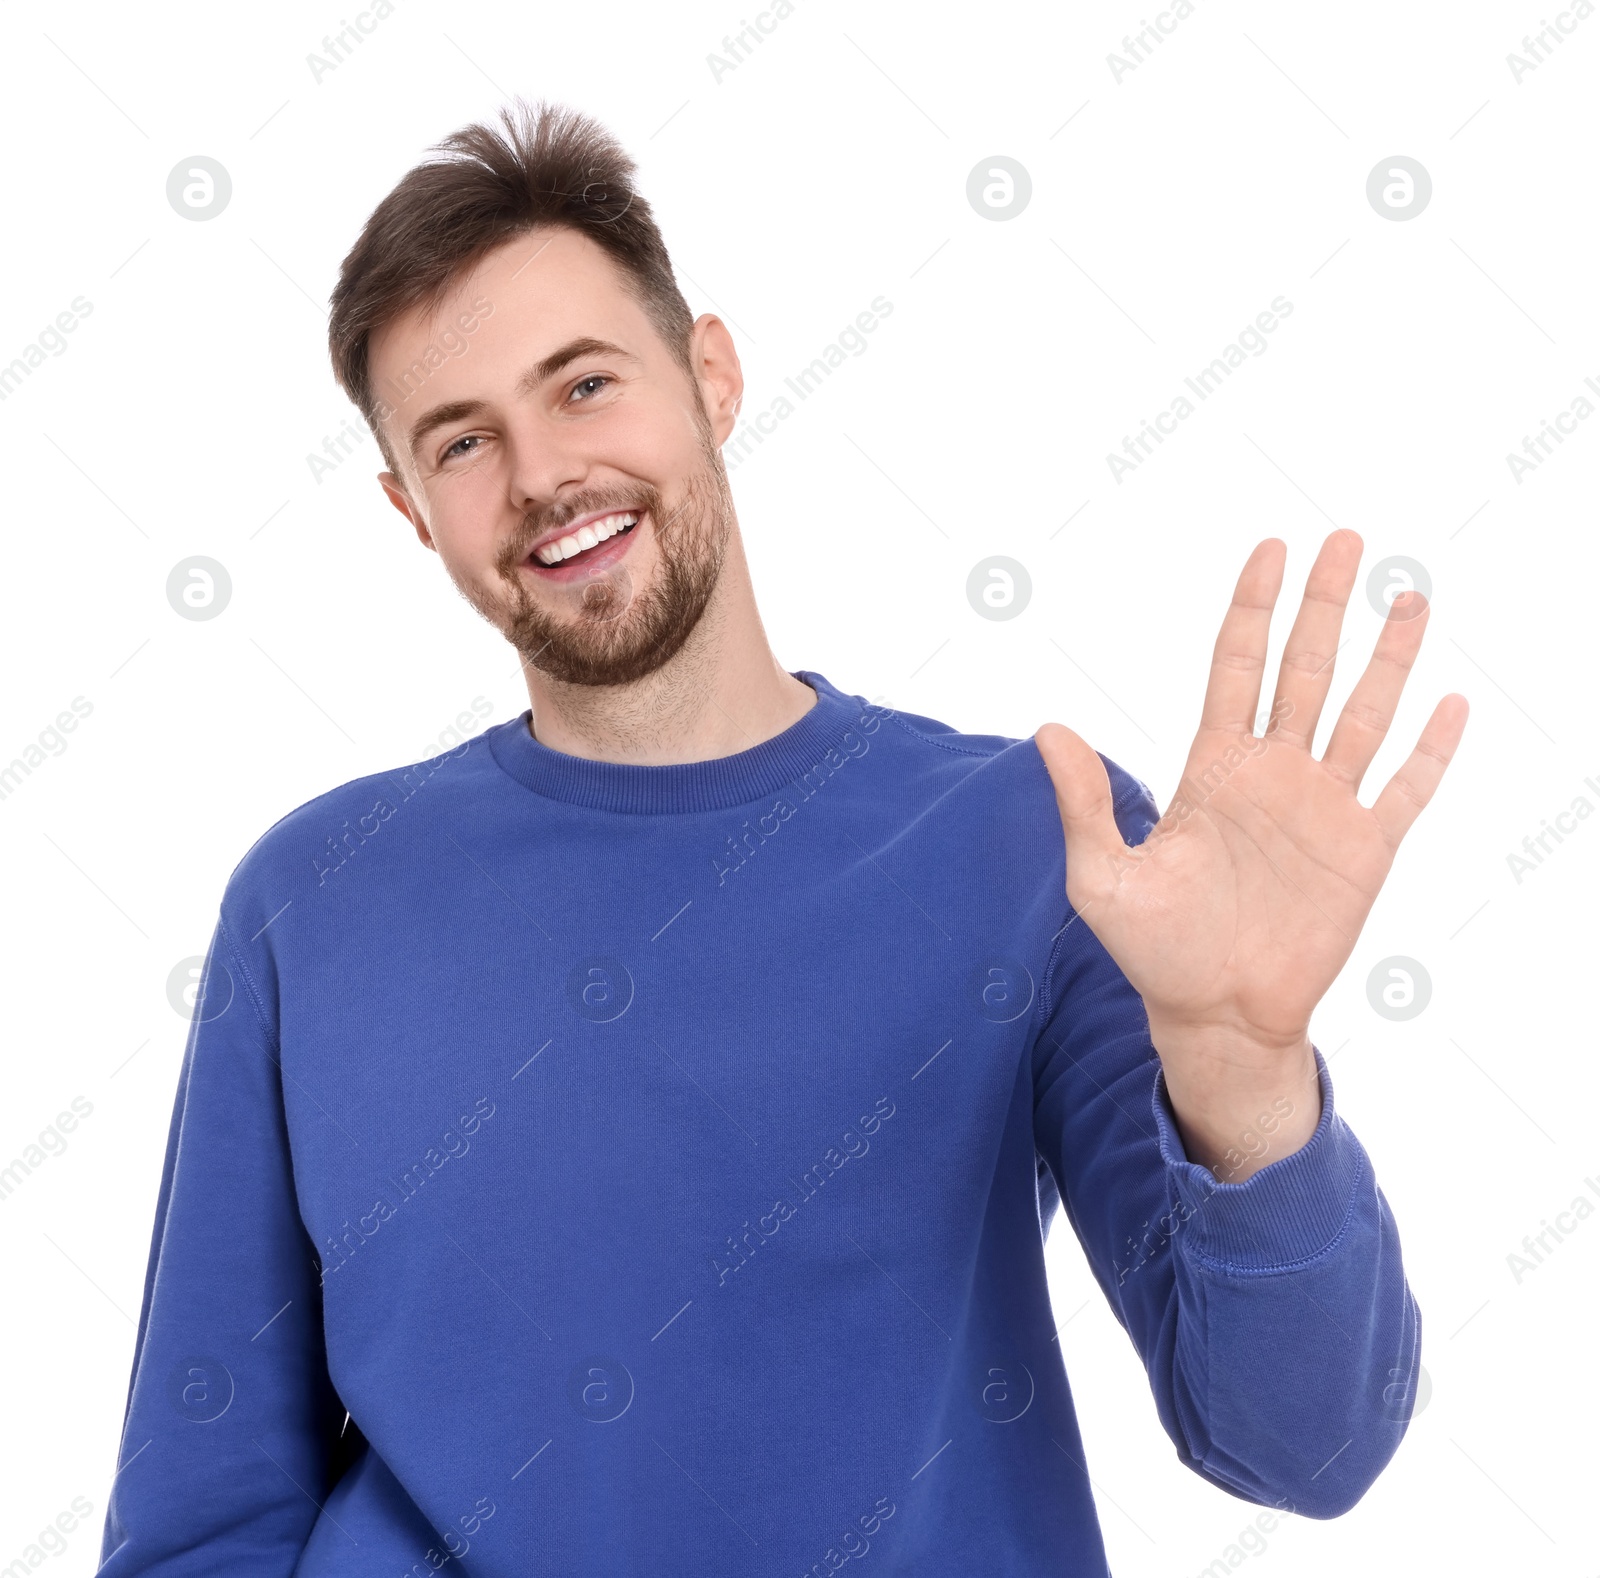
[98,669,1419,1577]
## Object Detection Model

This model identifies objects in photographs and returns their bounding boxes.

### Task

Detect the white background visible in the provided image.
[1,0,1595,1573]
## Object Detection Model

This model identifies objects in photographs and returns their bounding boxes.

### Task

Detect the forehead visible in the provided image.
[366,225,651,405]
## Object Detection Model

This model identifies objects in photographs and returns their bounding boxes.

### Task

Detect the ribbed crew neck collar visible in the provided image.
[485,669,866,814]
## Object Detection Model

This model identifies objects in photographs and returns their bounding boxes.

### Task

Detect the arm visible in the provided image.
[97,911,345,1575]
[1031,767,1421,1518]
[1027,530,1462,1512]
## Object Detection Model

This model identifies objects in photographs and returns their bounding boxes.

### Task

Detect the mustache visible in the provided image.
[508,414,722,562]
[499,419,726,574]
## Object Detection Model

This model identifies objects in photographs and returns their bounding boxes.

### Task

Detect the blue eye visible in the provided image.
[570,374,611,401]
[442,434,482,462]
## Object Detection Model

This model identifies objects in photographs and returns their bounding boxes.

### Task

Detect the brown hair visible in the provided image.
[327,96,696,475]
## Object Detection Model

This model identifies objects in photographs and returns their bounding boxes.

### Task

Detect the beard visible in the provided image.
[466,410,732,689]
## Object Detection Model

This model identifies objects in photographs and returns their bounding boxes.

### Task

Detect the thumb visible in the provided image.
[1033,722,1128,907]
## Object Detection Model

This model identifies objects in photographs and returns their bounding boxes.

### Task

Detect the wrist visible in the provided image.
[1145,1016,1321,1182]
[1145,1008,1313,1067]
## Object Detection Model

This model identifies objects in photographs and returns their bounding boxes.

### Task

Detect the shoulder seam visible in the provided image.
[883,710,1013,760]
[215,910,280,1054]
[235,741,481,876]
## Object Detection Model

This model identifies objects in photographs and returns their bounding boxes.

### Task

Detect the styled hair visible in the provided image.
[326,97,696,473]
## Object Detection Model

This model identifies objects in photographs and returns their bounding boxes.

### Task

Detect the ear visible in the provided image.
[688,313,744,447]
[379,472,435,551]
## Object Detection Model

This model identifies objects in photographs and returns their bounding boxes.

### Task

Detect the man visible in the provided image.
[98,98,1466,1576]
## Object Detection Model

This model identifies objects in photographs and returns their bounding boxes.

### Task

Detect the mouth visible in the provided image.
[523,509,643,581]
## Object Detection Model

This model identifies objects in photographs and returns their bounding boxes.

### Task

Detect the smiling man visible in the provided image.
[98,99,1465,1577]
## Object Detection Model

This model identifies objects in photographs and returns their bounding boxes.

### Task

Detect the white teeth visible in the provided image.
[533,512,638,566]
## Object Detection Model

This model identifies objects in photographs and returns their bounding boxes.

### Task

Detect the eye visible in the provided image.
[568,374,612,402]
[441,433,484,463]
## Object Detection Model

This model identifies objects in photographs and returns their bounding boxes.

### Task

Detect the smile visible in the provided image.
[525,510,641,577]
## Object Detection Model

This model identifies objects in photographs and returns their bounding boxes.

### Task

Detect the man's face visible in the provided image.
[369,226,741,688]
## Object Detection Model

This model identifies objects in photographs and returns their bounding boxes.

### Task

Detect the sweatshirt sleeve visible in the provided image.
[1029,759,1422,1520]
[97,910,346,1574]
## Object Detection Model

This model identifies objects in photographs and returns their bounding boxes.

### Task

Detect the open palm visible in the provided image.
[1035,530,1468,1055]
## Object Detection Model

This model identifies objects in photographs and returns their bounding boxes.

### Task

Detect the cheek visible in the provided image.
[605,398,698,474]
[426,491,516,575]
[425,461,515,540]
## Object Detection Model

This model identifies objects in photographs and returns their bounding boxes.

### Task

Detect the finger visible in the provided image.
[1198,539,1285,737]
[1370,694,1469,849]
[1034,722,1127,906]
[1267,529,1363,751]
[1321,588,1430,790]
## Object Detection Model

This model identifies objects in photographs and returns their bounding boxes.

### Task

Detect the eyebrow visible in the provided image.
[404,337,639,461]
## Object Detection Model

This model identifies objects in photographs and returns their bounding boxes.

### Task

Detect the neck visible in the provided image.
[520,527,814,766]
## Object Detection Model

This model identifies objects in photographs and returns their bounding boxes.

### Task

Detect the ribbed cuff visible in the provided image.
[1150,1046,1369,1273]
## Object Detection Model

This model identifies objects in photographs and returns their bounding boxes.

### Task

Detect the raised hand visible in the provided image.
[1034,530,1468,1177]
